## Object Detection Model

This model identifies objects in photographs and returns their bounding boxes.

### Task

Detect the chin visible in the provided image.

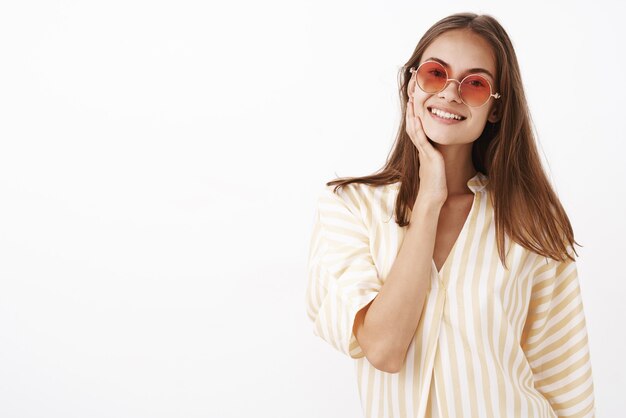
[425,133,474,147]
[423,130,456,145]
[424,124,479,146]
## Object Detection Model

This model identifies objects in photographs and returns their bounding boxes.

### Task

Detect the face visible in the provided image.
[408,29,500,146]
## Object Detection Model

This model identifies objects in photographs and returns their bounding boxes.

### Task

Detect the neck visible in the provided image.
[433,141,477,196]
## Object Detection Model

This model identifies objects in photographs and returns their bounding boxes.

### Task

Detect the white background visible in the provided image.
[0,1,624,417]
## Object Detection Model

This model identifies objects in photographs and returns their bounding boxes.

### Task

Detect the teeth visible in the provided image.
[430,107,464,120]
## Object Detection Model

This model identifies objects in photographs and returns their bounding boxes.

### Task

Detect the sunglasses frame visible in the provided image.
[409,60,501,108]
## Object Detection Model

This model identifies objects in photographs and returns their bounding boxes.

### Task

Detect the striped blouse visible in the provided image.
[305,172,595,418]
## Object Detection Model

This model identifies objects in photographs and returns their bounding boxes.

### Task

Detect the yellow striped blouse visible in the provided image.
[305,172,595,418]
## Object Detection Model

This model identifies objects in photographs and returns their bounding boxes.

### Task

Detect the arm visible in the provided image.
[521,247,596,417]
[305,184,381,361]
[305,183,441,373]
[352,196,442,373]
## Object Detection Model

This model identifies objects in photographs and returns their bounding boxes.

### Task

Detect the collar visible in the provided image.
[467,171,489,193]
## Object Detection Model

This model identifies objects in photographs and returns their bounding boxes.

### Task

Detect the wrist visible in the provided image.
[411,196,443,221]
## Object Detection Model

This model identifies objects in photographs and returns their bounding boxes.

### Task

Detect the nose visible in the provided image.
[438,79,463,103]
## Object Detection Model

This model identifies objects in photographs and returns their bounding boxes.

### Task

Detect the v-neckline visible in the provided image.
[432,191,479,278]
[391,171,488,279]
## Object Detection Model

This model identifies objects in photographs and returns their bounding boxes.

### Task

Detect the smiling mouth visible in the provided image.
[427,106,467,121]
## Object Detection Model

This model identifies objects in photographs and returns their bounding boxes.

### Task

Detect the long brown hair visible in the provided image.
[326,12,580,266]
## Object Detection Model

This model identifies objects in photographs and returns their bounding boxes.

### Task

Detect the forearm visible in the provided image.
[353,197,442,372]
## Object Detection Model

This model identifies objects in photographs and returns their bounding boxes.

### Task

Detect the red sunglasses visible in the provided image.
[409,60,501,108]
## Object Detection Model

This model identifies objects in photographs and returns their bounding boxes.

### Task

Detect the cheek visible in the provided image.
[412,93,429,116]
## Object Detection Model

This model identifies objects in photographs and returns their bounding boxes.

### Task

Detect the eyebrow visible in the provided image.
[424,57,495,80]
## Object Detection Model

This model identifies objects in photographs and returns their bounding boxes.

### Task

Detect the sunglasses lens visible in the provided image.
[416,61,492,107]
[416,61,447,93]
[460,75,492,107]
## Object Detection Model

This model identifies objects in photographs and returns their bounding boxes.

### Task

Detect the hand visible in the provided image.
[405,96,448,205]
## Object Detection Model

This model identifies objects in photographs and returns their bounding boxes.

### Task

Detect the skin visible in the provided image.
[407,28,501,203]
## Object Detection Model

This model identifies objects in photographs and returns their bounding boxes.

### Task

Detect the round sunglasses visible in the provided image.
[409,60,501,108]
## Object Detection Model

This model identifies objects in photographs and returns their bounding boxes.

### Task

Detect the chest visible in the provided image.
[433,194,475,273]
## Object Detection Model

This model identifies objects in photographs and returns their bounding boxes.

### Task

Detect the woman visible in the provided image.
[305,12,595,418]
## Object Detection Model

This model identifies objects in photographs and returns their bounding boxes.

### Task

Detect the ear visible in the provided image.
[407,69,416,99]
[487,104,501,124]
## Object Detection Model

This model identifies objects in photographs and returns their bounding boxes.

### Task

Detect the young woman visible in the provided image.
[305,12,595,418]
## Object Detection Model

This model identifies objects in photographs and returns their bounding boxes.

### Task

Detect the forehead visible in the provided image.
[420,30,496,78]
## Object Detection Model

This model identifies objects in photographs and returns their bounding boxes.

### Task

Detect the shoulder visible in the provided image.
[317,181,400,214]
[531,243,578,275]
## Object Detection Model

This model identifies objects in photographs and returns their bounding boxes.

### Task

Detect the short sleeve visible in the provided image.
[304,183,382,359]
[521,246,596,417]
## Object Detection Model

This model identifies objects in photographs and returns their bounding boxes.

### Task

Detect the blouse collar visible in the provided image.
[467,171,489,193]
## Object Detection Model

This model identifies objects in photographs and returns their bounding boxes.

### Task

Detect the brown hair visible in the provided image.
[326,12,580,266]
